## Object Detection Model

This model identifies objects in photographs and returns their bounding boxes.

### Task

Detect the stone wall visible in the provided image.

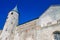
[0,19,60,40]
[37,23,60,40]
[14,19,60,40]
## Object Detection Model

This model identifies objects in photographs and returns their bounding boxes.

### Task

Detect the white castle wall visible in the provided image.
[0,5,60,40]
[38,23,60,40]
[38,5,60,27]
[0,6,19,40]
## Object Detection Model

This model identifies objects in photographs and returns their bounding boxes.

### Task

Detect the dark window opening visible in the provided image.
[11,12,13,15]
[53,31,60,40]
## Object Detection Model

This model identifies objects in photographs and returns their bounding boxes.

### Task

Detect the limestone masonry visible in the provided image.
[0,5,60,40]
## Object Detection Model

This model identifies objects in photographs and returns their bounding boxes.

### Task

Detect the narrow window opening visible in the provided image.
[11,12,13,15]
[53,31,60,40]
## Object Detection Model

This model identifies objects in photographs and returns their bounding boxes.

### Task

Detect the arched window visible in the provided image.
[53,31,60,40]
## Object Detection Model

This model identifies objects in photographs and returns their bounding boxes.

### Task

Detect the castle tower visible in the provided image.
[0,5,19,40]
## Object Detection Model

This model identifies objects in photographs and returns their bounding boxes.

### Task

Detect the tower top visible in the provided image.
[12,5,18,12]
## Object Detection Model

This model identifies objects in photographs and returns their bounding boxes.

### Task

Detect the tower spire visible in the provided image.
[12,5,18,12]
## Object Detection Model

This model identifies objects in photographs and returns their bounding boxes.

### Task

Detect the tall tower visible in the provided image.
[0,5,19,40]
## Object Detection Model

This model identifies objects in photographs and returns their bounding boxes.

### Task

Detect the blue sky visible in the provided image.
[0,0,60,30]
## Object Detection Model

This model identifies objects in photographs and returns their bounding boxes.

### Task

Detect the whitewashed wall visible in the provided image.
[38,5,60,27]
[38,23,60,40]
